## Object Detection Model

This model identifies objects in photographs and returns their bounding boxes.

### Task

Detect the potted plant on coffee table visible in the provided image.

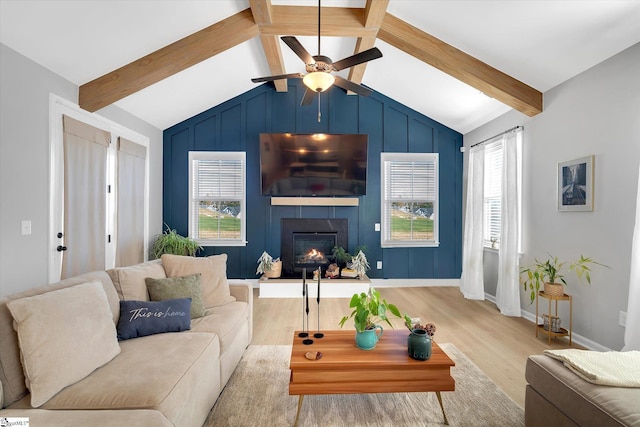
[405,319,437,361]
[339,288,412,350]
[256,251,282,278]
[520,254,609,304]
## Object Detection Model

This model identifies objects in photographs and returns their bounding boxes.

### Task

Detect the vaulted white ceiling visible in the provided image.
[1,0,639,134]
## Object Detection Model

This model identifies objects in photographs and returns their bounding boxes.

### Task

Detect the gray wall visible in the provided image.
[463,42,640,350]
[0,44,163,297]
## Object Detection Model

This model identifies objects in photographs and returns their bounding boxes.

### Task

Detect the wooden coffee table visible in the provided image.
[289,329,455,426]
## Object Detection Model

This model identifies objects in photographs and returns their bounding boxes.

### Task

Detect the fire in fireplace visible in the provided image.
[300,248,328,264]
[281,219,348,277]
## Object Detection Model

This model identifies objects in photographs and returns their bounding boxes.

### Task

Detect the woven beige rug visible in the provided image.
[205,344,524,427]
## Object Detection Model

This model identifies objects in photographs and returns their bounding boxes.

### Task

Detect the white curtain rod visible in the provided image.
[470,125,523,149]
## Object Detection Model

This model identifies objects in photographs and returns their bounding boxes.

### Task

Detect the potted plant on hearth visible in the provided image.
[256,251,282,279]
[348,249,370,279]
[520,254,609,304]
[150,224,202,259]
[339,288,412,350]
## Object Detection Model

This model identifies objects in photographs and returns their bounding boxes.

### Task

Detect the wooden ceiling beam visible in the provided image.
[378,13,542,116]
[260,6,376,37]
[249,0,287,92]
[79,8,258,112]
[347,0,389,93]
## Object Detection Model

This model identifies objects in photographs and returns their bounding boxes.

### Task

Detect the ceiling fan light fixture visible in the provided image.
[303,72,335,92]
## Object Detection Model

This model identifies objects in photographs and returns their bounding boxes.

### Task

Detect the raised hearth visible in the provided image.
[258,276,369,298]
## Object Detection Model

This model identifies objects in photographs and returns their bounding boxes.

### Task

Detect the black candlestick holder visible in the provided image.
[314,267,324,339]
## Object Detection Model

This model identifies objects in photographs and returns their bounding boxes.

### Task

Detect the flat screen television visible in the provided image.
[260,133,368,196]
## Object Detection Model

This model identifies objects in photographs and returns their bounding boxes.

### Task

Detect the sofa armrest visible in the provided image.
[228,281,253,343]
[228,281,252,303]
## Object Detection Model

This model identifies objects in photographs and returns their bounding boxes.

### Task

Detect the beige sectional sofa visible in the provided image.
[0,254,253,426]
[525,354,640,426]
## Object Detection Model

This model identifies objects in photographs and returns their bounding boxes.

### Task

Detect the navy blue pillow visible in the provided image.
[117,298,192,341]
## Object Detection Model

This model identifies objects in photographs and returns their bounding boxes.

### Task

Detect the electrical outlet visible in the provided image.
[619,311,627,327]
[21,220,31,235]
[376,261,382,270]
[374,223,380,232]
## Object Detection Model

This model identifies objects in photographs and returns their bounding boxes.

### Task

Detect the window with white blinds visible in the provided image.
[189,151,246,246]
[483,140,503,248]
[381,153,439,248]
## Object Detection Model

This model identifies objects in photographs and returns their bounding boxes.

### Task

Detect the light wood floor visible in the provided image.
[251,286,577,408]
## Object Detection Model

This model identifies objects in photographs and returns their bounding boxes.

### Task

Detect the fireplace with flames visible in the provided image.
[281,218,348,277]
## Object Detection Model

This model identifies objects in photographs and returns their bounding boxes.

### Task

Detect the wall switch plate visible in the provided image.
[374,223,380,232]
[619,311,627,327]
[21,220,31,235]
[376,261,382,269]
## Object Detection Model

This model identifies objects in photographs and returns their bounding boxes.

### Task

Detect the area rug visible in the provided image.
[204,344,524,426]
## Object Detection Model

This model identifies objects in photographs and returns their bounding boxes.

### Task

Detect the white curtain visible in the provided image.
[62,115,109,279]
[496,131,521,316]
[623,164,640,351]
[460,145,485,300]
[115,137,146,267]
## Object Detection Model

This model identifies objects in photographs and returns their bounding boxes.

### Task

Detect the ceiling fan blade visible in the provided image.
[281,36,315,65]
[332,47,383,71]
[333,76,373,97]
[251,73,304,83]
[300,88,317,106]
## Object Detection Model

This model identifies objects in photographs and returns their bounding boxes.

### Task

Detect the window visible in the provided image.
[482,131,523,250]
[189,151,246,246]
[483,141,503,248]
[381,153,439,248]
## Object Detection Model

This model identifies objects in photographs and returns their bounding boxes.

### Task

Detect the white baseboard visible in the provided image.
[371,278,461,288]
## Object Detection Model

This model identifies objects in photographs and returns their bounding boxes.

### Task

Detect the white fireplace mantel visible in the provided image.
[258,276,370,298]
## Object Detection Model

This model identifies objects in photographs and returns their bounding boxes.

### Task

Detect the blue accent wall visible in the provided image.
[163,80,463,280]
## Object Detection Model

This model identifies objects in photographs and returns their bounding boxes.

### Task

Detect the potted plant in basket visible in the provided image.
[150,224,202,259]
[256,251,282,278]
[520,254,609,304]
[347,249,370,279]
[339,288,412,350]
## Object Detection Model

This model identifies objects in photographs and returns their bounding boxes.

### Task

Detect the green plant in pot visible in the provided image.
[339,288,411,350]
[520,254,609,304]
[150,225,202,259]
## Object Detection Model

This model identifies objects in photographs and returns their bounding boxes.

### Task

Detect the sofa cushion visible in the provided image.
[36,332,221,427]
[161,254,235,308]
[146,274,205,319]
[191,301,250,355]
[116,299,192,340]
[106,260,166,301]
[6,281,121,407]
[0,271,118,408]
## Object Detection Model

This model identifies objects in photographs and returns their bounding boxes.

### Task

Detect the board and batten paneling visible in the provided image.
[163,79,462,280]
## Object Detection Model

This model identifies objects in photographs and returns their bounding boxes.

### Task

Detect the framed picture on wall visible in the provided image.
[557,155,594,212]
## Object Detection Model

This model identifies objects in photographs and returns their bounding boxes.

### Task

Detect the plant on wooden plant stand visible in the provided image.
[520,254,609,304]
[339,288,412,333]
[150,224,202,259]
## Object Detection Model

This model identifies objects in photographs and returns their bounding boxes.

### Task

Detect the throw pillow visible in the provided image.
[117,298,192,340]
[6,281,121,407]
[145,274,206,319]
[161,254,235,308]
[106,260,166,301]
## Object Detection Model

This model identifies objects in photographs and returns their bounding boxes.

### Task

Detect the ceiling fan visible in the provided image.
[251,0,383,108]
